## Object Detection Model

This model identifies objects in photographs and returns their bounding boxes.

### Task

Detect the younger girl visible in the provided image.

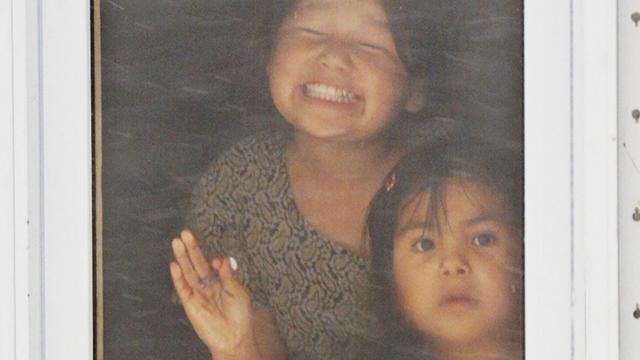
[170,0,445,358]
[365,139,523,360]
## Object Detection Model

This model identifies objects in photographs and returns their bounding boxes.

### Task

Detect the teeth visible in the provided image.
[304,83,356,104]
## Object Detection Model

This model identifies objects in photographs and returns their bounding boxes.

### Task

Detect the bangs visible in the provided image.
[391,156,523,243]
[396,181,448,238]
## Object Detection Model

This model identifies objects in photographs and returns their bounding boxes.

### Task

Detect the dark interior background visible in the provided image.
[98,1,523,359]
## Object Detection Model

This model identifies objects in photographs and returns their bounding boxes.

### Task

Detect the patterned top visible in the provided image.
[187,131,370,360]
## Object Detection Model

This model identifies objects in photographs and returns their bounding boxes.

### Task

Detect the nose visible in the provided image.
[438,250,470,276]
[318,40,353,72]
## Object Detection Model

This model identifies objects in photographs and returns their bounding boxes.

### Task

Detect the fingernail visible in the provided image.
[229,256,238,271]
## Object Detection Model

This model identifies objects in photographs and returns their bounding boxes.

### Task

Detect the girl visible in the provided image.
[170,0,445,358]
[365,139,523,360]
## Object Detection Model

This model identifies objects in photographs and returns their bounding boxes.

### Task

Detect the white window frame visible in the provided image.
[2,1,93,359]
[571,0,619,358]
[618,0,640,357]
[0,0,620,359]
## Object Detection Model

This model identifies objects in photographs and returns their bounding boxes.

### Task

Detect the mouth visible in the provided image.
[303,83,358,104]
[439,293,479,308]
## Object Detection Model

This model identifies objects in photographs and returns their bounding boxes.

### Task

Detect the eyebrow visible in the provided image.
[465,212,507,226]
[395,221,435,237]
[395,212,509,237]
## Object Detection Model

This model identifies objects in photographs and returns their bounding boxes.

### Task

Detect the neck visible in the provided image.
[287,132,410,183]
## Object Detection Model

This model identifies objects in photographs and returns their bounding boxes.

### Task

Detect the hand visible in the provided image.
[170,230,259,359]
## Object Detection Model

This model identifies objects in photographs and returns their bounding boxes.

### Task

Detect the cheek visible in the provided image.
[267,46,299,105]
[367,57,408,80]
[366,64,407,93]
[268,38,301,75]
[477,263,522,323]
[392,254,437,312]
[364,69,411,115]
[267,50,289,80]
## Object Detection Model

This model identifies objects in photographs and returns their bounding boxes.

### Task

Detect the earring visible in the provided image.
[385,173,397,192]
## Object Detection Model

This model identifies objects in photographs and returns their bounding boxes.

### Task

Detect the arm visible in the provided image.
[181,141,286,359]
[252,307,287,360]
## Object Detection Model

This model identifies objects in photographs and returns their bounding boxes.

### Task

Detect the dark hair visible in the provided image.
[252,0,446,75]
[363,137,523,359]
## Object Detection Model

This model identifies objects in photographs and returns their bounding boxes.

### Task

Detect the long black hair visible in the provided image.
[363,137,523,359]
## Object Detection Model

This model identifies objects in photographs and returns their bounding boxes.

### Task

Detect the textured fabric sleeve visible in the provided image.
[185,155,237,257]
[184,144,270,308]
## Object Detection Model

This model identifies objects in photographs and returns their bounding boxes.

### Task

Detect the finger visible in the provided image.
[211,257,222,270]
[204,257,224,297]
[211,256,237,272]
[201,257,227,310]
[172,238,201,288]
[218,257,246,298]
[170,262,195,305]
[199,272,222,300]
[172,262,223,317]
[195,262,225,313]
[180,229,212,279]
[200,257,222,305]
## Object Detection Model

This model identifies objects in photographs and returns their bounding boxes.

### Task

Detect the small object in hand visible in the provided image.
[632,109,640,123]
[229,256,238,271]
[634,304,640,319]
[200,272,219,289]
[632,12,640,27]
[633,208,640,222]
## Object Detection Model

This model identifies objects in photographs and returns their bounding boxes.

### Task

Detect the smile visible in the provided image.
[303,83,357,104]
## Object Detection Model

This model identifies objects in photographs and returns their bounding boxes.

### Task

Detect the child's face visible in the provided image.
[267,0,425,142]
[392,179,522,348]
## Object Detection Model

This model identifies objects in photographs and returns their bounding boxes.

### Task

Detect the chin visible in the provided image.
[427,323,490,347]
[295,123,353,140]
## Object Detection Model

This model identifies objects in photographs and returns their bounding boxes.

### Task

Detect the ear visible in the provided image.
[403,79,427,113]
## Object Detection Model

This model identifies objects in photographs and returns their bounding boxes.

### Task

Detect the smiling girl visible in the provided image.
[365,139,524,360]
[169,0,444,359]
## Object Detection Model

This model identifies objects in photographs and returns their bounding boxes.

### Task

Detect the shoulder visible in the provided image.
[186,130,288,243]
[200,130,286,182]
[227,130,287,160]
[213,130,286,174]
[194,130,287,201]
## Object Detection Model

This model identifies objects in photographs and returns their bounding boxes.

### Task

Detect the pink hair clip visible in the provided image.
[385,173,397,192]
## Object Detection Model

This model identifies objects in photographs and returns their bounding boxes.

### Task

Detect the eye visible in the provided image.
[358,41,386,52]
[301,27,326,37]
[472,233,496,247]
[414,239,435,252]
